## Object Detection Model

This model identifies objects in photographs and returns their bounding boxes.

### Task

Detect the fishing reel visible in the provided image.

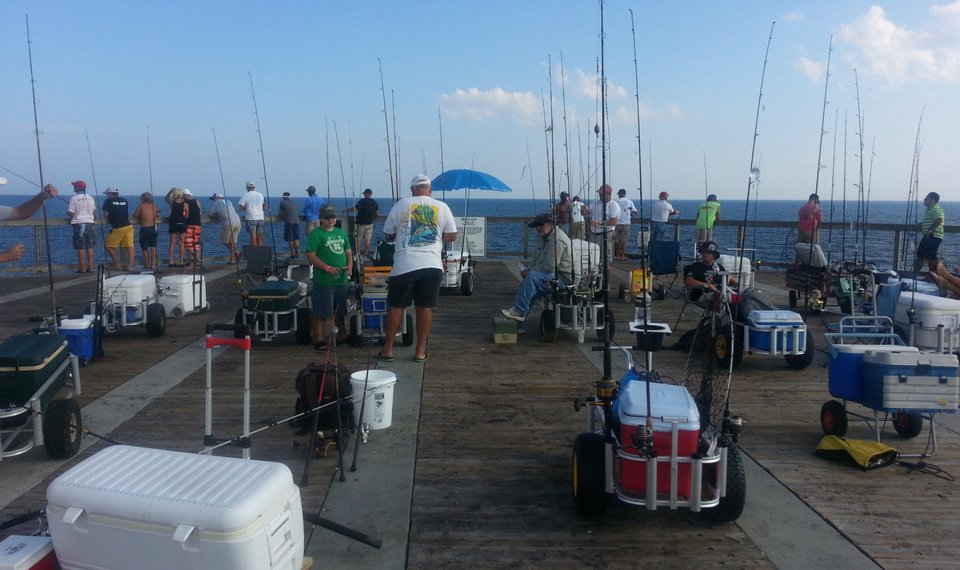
[722,414,745,443]
[631,422,656,458]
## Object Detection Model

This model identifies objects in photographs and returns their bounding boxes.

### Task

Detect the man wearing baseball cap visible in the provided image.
[102,187,135,270]
[501,213,573,322]
[305,204,352,349]
[650,190,680,242]
[208,193,242,264]
[378,174,457,363]
[238,181,267,246]
[279,191,300,258]
[67,180,96,272]
[302,185,325,235]
[350,188,379,258]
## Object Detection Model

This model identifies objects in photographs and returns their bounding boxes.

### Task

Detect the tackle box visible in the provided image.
[101,274,157,306]
[0,333,70,409]
[60,316,96,363]
[159,274,207,318]
[492,316,518,344]
[618,381,700,496]
[746,310,806,353]
[245,280,301,312]
[0,535,58,570]
[861,350,960,412]
[894,293,960,350]
[46,445,304,570]
[827,344,918,402]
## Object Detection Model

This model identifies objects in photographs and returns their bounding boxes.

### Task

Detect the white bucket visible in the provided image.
[350,370,397,430]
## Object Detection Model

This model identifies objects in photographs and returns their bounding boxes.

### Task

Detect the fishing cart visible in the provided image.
[821,316,958,457]
[348,265,413,348]
[0,332,83,461]
[440,251,474,296]
[725,288,815,370]
[94,270,167,337]
[540,238,614,343]
[235,277,312,344]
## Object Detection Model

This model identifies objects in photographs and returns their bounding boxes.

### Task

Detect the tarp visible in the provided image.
[815,435,899,470]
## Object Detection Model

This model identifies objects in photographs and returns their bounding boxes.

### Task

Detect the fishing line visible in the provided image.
[391,90,400,197]
[247,72,280,263]
[378,59,396,204]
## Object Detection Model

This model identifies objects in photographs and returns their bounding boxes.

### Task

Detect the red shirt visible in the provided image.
[798,202,821,232]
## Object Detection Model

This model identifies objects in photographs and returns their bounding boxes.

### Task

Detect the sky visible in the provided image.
[1,1,958,207]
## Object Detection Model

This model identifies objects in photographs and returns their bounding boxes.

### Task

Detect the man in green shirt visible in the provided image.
[915,191,945,273]
[695,194,721,247]
[306,205,353,349]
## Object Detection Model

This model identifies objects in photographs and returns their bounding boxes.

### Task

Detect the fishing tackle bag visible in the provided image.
[815,435,899,470]
[292,362,354,431]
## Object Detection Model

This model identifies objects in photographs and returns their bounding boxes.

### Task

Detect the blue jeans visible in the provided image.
[651,221,669,243]
[512,270,553,317]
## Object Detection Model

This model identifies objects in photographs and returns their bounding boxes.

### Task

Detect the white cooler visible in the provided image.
[159,274,207,318]
[100,274,157,306]
[46,445,304,570]
[894,293,960,350]
[718,254,752,290]
[443,253,468,287]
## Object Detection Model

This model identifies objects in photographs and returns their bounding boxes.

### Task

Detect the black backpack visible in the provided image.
[292,362,354,431]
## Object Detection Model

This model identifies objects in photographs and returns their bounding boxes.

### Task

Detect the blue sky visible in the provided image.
[1,1,958,206]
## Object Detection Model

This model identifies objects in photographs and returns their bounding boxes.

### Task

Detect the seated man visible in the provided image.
[683,241,737,306]
[501,213,574,321]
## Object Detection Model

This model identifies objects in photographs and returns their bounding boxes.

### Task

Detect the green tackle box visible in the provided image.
[245,280,302,312]
[0,333,70,409]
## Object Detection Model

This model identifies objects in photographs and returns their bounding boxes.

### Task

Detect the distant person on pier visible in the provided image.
[589,184,620,287]
[614,188,637,261]
[695,193,721,246]
[165,187,187,267]
[552,192,572,235]
[500,213,573,323]
[302,185,325,235]
[0,181,57,263]
[133,192,160,270]
[350,188,380,258]
[378,174,457,363]
[67,180,96,273]
[182,189,202,266]
[650,191,680,243]
[102,187,135,271]
[208,193,242,264]
[570,195,587,240]
[914,191,945,273]
[797,193,822,244]
[238,181,267,247]
[280,192,300,259]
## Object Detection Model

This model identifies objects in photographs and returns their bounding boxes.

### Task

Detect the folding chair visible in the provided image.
[648,240,682,299]
[240,246,278,288]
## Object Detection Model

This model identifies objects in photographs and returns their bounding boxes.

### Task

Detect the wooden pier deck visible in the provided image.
[0,260,958,569]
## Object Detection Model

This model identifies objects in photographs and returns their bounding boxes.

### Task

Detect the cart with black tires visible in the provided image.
[440,252,475,296]
[0,332,83,461]
[234,278,313,344]
[729,288,815,370]
[95,271,167,337]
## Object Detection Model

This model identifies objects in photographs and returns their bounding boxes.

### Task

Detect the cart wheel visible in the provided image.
[349,317,361,348]
[295,308,312,345]
[572,433,606,517]
[460,271,474,296]
[145,303,166,337]
[892,411,924,439]
[401,313,415,346]
[617,283,627,300]
[820,400,848,436]
[703,446,746,523]
[788,290,798,308]
[43,398,82,459]
[233,308,247,339]
[595,309,615,342]
[540,310,557,343]
[713,327,743,369]
[784,331,815,370]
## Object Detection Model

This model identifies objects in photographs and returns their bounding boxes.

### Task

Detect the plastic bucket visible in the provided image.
[350,370,397,430]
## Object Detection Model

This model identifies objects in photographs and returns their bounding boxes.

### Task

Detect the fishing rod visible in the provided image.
[540,88,552,211]
[377,59,396,204]
[548,54,557,206]
[629,8,652,370]
[826,109,839,265]
[333,120,350,210]
[25,12,57,329]
[853,69,867,266]
[213,127,241,271]
[325,117,331,201]
[348,121,356,200]
[800,36,832,300]
[0,166,40,188]
[212,127,228,196]
[392,90,401,197]
[598,0,611,379]
[247,71,279,257]
[900,108,925,272]
[84,126,110,265]
[438,106,446,204]
[560,52,573,202]
[841,109,848,264]
[147,126,156,197]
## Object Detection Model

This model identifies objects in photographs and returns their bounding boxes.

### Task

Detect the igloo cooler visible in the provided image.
[618,381,700,496]
[747,310,806,353]
[159,274,207,318]
[827,343,917,402]
[60,316,96,363]
[861,350,960,412]
[894,293,960,350]
[46,445,304,570]
[100,274,156,306]
[0,333,70,409]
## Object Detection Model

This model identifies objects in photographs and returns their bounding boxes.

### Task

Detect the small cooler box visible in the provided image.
[0,535,58,570]
[60,316,96,363]
[46,445,303,570]
[0,333,70,409]
[861,351,960,412]
[828,344,918,402]
[747,310,806,353]
[245,280,301,312]
[159,274,207,318]
[894,293,960,350]
[101,274,156,306]
[617,381,700,496]
[717,254,752,289]
[362,292,389,330]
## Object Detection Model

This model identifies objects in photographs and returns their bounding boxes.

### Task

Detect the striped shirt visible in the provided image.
[922,204,945,239]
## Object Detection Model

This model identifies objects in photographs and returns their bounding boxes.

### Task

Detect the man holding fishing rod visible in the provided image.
[0,179,58,263]
[914,192,945,274]
[501,213,573,322]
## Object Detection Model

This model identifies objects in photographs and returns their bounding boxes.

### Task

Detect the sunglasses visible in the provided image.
[323,215,337,220]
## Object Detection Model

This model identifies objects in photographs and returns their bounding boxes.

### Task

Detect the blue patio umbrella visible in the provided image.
[431,169,512,193]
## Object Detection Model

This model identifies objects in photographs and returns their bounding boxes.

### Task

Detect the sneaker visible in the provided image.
[501,307,524,321]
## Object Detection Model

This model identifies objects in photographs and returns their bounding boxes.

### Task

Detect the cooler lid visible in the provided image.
[863,350,960,369]
[46,446,296,532]
[0,334,68,370]
[747,310,803,324]
[896,292,960,311]
[249,279,300,296]
[618,381,699,430]
[159,274,205,286]
[103,274,156,288]
[832,344,918,355]
[60,316,95,330]
[0,535,53,567]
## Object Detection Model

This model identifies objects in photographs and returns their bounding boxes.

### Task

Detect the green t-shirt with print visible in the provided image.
[307,226,350,286]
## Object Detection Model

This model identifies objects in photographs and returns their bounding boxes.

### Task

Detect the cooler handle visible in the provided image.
[63,506,84,525]
[173,524,196,543]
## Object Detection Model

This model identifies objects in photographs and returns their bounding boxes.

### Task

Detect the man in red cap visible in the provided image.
[650,191,680,242]
[67,180,97,272]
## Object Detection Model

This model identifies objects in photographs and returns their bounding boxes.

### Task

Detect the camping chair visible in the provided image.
[240,246,300,289]
[648,240,682,299]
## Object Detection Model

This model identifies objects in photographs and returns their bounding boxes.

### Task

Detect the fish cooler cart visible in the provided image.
[235,279,312,344]
[728,288,815,370]
[348,266,413,348]
[95,272,167,337]
[0,332,83,461]
[441,251,474,296]
[821,316,958,457]
[540,238,613,344]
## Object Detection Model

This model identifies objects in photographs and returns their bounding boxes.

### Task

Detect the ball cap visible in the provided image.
[410,174,431,188]
[320,204,338,219]
[71,180,87,191]
[659,191,669,199]
[306,185,316,193]
[527,213,556,228]
[363,188,373,195]
[105,186,119,194]
[245,181,256,189]
[210,193,223,200]
[282,192,291,198]
[182,188,192,197]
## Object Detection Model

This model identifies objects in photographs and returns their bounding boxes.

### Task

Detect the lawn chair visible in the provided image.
[648,240,682,299]
[240,246,279,288]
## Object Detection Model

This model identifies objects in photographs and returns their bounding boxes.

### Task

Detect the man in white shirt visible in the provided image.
[378,174,457,363]
[650,191,680,242]
[238,181,267,247]
[0,180,57,263]
[67,180,97,273]
[614,188,637,261]
[590,184,620,288]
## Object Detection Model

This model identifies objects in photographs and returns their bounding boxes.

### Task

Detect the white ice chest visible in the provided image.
[100,274,157,306]
[861,350,960,412]
[894,292,960,351]
[717,254,752,290]
[46,445,304,570]
[159,274,208,318]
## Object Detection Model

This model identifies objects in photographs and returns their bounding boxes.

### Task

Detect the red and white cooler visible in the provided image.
[0,536,58,570]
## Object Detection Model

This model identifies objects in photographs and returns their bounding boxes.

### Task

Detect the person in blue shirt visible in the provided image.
[302,185,325,236]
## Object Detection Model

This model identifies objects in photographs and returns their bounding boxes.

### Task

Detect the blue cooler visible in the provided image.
[747,310,806,353]
[60,316,96,363]
[861,350,959,412]
[362,293,389,330]
[827,344,917,402]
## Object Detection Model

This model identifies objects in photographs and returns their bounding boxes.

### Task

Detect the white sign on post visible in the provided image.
[451,217,486,258]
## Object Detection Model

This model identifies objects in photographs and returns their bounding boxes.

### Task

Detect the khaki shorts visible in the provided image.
[614,224,630,245]
[357,224,373,243]
[220,223,241,246]
[105,225,134,248]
